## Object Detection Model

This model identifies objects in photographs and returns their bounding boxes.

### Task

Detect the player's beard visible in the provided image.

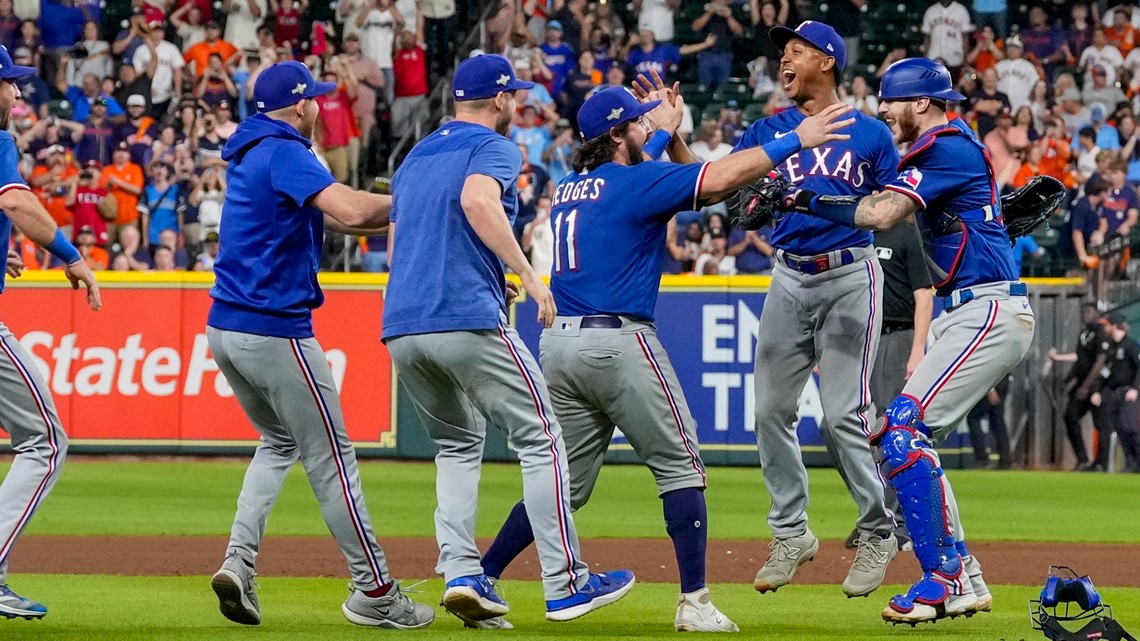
[894,104,921,144]
[623,131,644,166]
[495,106,513,136]
[0,109,9,131]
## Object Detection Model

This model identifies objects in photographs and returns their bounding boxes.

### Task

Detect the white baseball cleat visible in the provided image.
[675,588,739,632]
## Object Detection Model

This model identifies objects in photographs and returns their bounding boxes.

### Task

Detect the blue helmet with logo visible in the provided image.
[879,57,965,102]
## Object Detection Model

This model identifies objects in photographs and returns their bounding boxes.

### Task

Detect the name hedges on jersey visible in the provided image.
[552,177,606,206]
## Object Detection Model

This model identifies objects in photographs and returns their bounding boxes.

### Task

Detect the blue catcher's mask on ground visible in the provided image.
[1030,567,1136,641]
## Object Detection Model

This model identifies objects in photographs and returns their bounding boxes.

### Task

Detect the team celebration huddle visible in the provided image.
[0,9,1067,636]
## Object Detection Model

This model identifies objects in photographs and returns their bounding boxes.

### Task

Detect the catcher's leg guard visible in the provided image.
[873,396,975,622]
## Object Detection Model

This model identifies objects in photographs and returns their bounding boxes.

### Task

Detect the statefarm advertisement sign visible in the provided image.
[0,282,392,443]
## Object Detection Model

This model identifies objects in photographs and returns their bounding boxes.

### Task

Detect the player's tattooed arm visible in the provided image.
[852,190,919,231]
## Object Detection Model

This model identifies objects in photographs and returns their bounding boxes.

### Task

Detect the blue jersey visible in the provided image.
[1103,186,1139,235]
[383,122,522,339]
[627,44,681,81]
[540,42,576,96]
[549,160,708,321]
[0,132,24,294]
[882,118,1018,297]
[208,115,336,339]
[735,107,898,255]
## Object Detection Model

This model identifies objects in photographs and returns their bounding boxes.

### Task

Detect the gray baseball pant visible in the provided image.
[207,327,391,592]
[539,316,707,507]
[0,323,68,585]
[386,318,590,601]
[754,250,894,539]
[896,286,1035,544]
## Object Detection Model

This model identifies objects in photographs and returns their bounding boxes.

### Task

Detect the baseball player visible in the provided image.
[735,21,901,597]
[383,54,634,628]
[476,86,855,632]
[206,60,434,630]
[754,57,1037,623]
[0,44,101,620]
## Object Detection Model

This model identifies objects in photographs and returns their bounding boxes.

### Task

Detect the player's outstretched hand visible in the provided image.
[6,249,23,279]
[646,89,685,135]
[521,272,556,328]
[794,103,854,150]
[632,69,679,106]
[505,279,520,306]
[64,259,102,311]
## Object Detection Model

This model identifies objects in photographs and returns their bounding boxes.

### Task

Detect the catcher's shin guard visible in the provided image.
[873,396,964,597]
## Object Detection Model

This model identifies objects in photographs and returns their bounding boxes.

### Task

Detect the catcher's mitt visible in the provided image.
[1002,175,1065,242]
[728,171,795,231]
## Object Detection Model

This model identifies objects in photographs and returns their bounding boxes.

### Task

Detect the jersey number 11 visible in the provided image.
[553,209,579,274]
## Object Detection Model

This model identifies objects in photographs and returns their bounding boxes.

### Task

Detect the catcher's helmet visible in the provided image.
[879,57,966,102]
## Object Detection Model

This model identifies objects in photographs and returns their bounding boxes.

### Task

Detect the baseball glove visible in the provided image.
[728,171,795,231]
[1002,175,1065,242]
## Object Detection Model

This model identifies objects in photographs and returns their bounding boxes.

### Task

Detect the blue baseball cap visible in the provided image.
[770,20,847,71]
[577,86,661,140]
[253,61,336,113]
[0,45,36,81]
[452,54,533,102]
[546,20,563,31]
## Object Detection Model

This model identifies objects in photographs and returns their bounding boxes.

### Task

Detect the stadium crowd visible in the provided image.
[4,0,1140,284]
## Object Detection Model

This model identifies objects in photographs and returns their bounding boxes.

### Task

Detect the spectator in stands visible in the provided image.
[1012,104,1040,142]
[195,110,225,165]
[515,56,559,123]
[1084,66,1128,110]
[1080,29,1124,89]
[746,52,777,99]
[923,0,974,78]
[152,243,176,271]
[108,253,129,271]
[169,2,207,51]
[587,27,618,74]
[749,0,789,83]
[190,165,224,241]
[139,161,183,248]
[971,0,1007,39]
[12,47,48,117]
[23,115,79,159]
[542,117,576,184]
[513,142,551,247]
[1058,87,1090,138]
[1010,133,1043,192]
[969,67,1010,139]
[540,20,574,101]
[194,53,239,110]
[357,0,402,103]
[30,146,77,239]
[422,0,457,83]
[1106,6,1140,56]
[548,0,587,52]
[511,103,552,166]
[1039,117,1075,189]
[1103,157,1139,237]
[592,1,627,43]
[1079,103,1122,152]
[74,98,115,167]
[39,0,85,60]
[183,21,239,78]
[843,75,879,116]
[113,59,154,116]
[689,122,733,161]
[14,19,43,68]
[985,108,1026,188]
[315,59,359,184]
[0,0,19,51]
[271,0,305,48]
[73,224,108,270]
[561,50,600,131]
[1067,3,1095,61]
[192,230,220,272]
[694,226,735,275]
[1020,6,1065,79]
[156,227,189,268]
[995,35,1042,110]
[728,225,773,274]
[635,0,679,43]
[966,24,1004,73]
[115,223,154,270]
[133,22,186,118]
[223,0,266,51]
[522,196,553,275]
[692,0,741,90]
[213,100,237,139]
[390,26,429,141]
[626,27,713,85]
[65,20,111,87]
[69,164,109,246]
[1012,234,1046,273]
[1027,79,1049,130]
[337,0,369,40]
[362,234,388,272]
[56,64,125,123]
[101,141,144,241]
[112,12,147,64]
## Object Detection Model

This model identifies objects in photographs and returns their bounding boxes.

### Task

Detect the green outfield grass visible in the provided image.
[8,575,1140,641]
[7,460,1140,542]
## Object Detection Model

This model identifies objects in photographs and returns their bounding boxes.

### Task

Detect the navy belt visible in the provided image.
[781,249,855,275]
[881,321,913,335]
[579,315,623,329]
[943,282,1028,312]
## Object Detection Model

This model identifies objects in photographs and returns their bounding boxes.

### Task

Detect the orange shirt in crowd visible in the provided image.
[16,236,41,270]
[1039,138,1074,188]
[100,161,146,225]
[1012,162,1039,189]
[82,246,109,270]
[30,165,77,228]
[184,39,240,77]
[1106,23,1140,56]
[973,41,1001,73]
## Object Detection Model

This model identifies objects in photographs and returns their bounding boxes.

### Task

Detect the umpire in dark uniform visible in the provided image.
[827,218,934,549]
[1088,315,1140,472]
[1047,302,1104,468]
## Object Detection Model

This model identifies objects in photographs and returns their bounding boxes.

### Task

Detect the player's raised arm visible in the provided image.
[314,183,391,235]
[699,102,854,201]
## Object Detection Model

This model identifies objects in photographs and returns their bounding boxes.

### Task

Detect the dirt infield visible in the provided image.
[11,536,1139,587]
